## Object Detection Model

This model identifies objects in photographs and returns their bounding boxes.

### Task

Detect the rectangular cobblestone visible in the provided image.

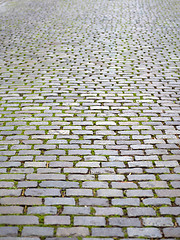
[127,228,162,238]
[155,189,180,197]
[62,207,91,215]
[97,189,123,197]
[0,197,42,205]
[45,198,75,206]
[112,198,140,206]
[142,217,173,226]
[0,227,18,237]
[0,216,39,225]
[27,174,66,180]
[56,227,89,237]
[0,206,23,214]
[163,228,180,238]
[40,181,79,188]
[27,206,57,215]
[94,207,123,216]
[160,207,180,216]
[127,207,156,216]
[91,228,124,237]
[66,189,93,196]
[25,189,61,196]
[143,198,171,206]
[126,190,154,197]
[44,216,70,225]
[22,227,54,237]
[74,216,105,226]
[109,217,141,226]
[79,198,109,206]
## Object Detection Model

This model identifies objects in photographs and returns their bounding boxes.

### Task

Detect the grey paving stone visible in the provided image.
[0,216,39,225]
[45,198,75,206]
[17,181,38,188]
[0,182,14,188]
[66,189,93,196]
[117,168,143,174]
[163,228,180,237]
[68,150,91,155]
[68,174,95,181]
[146,168,170,173]
[44,216,70,225]
[63,168,88,174]
[25,188,61,196]
[174,167,180,173]
[139,181,169,188]
[46,238,77,240]
[127,228,162,238]
[97,189,123,197]
[0,174,25,180]
[83,238,113,240]
[143,198,171,206]
[44,150,65,155]
[175,198,180,205]
[0,197,42,205]
[62,207,90,215]
[0,189,22,197]
[109,217,141,226]
[98,174,125,181]
[128,174,156,181]
[22,227,54,236]
[79,198,109,206]
[82,181,108,188]
[171,181,180,188]
[0,238,40,240]
[94,207,123,216]
[74,216,105,226]
[56,227,89,237]
[111,182,138,189]
[126,190,154,197]
[112,198,140,206]
[155,161,179,167]
[128,161,153,167]
[40,181,79,188]
[84,156,107,161]
[27,206,57,215]
[160,207,180,216]
[91,168,115,174]
[142,217,174,226]
[91,228,124,237]
[76,162,100,167]
[156,189,180,197]
[0,227,18,236]
[176,217,180,226]
[27,174,66,180]
[159,174,180,181]
[127,207,156,216]
[0,206,23,214]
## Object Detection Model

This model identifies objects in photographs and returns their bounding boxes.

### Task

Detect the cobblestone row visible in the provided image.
[0,0,180,239]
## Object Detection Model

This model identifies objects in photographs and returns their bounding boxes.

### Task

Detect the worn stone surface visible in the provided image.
[0,0,179,238]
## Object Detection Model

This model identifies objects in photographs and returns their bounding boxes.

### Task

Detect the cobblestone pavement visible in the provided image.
[0,0,180,239]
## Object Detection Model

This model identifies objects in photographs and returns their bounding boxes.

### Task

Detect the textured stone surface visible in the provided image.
[127,228,162,238]
[0,0,179,238]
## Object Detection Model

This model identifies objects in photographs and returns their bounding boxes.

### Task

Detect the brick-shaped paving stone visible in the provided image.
[56,227,89,237]
[22,227,54,237]
[127,228,162,238]
[142,217,174,226]
[0,0,179,238]
[0,227,19,237]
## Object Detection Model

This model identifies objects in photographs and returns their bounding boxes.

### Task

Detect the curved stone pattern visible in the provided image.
[0,0,180,238]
